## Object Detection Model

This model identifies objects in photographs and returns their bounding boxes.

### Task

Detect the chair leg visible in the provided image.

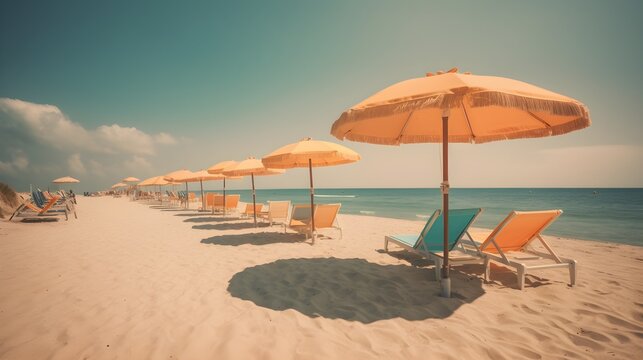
[384,238,389,252]
[517,264,526,290]
[484,257,490,283]
[569,260,577,286]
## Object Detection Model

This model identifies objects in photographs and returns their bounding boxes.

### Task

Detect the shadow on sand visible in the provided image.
[183,216,242,223]
[227,257,485,323]
[192,222,270,231]
[202,232,306,246]
[382,250,552,290]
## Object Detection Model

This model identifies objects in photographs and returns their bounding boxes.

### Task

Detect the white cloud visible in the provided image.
[124,156,152,171]
[0,150,29,174]
[67,154,86,174]
[154,132,177,145]
[0,98,177,156]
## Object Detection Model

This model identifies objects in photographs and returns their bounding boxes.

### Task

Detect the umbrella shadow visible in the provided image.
[377,249,433,267]
[383,249,552,290]
[227,257,484,324]
[193,222,270,231]
[183,216,242,223]
[201,232,306,246]
[481,263,554,289]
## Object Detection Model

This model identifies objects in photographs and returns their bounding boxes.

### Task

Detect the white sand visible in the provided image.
[0,197,641,359]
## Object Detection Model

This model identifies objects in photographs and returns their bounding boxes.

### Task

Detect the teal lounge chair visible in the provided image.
[384,208,484,280]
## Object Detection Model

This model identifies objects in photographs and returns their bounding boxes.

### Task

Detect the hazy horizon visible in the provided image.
[2,0,642,191]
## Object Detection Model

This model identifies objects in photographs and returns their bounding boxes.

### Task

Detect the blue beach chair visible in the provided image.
[384,208,484,280]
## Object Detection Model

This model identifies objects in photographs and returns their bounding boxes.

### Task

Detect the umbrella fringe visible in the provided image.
[337,116,590,145]
[263,153,360,168]
[469,92,589,117]
[333,92,589,127]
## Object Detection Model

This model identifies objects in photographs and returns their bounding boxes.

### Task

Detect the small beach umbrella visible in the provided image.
[262,137,360,243]
[207,160,239,215]
[180,170,242,211]
[52,176,80,194]
[122,177,140,197]
[139,175,176,201]
[52,176,80,184]
[111,182,128,189]
[222,157,285,226]
[331,68,591,297]
[164,169,197,209]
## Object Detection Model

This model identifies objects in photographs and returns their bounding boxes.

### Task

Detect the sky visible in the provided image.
[1,0,642,191]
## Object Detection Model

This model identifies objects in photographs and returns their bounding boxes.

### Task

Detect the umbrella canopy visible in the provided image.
[164,169,196,209]
[262,138,360,243]
[178,170,243,211]
[223,157,285,226]
[207,160,238,175]
[332,69,589,145]
[138,175,174,186]
[52,176,80,184]
[331,68,590,297]
[111,182,128,189]
[262,137,361,167]
[122,176,140,183]
[205,161,245,215]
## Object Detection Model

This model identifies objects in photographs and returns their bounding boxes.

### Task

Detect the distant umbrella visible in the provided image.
[222,157,285,226]
[207,160,239,216]
[262,137,360,243]
[52,176,80,184]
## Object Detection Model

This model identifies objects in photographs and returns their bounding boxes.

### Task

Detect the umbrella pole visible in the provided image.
[223,178,226,217]
[185,182,189,209]
[200,180,205,211]
[309,158,316,244]
[251,173,257,227]
[441,110,451,298]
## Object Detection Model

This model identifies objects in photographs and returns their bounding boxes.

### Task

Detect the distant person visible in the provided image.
[69,189,77,204]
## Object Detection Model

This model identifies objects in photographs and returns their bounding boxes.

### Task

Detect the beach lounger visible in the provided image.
[286,203,342,242]
[384,208,483,280]
[479,210,576,290]
[259,200,291,226]
[212,194,241,214]
[10,190,69,221]
[242,203,264,217]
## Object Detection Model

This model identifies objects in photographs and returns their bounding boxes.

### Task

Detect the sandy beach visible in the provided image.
[0,197,640,359]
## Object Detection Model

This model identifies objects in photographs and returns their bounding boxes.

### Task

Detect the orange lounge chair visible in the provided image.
[242,203,264,217]
[480,210,577,290]
[259,200,291,226]
[286,203,342,243]
[10,191,69,221]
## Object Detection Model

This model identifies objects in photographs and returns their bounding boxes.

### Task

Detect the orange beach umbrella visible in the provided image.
[262,137,360,242]
[164,169,197,208]
[52,176,80,184]
[222,157,285,226]
[331,67,591,297]
[207,160,240,215]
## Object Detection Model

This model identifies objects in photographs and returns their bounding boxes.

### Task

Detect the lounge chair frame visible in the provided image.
[384,208,484,280]
[480,210,577,290]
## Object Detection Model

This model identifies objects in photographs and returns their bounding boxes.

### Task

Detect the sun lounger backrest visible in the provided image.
[480,210,562,253]
[290,204,312,224]
[225,194,240,209]
[33,191,45,207]
[314,204,341,228]
[419,208,482,252]
[244,203,263,214]
[268,201,290,219]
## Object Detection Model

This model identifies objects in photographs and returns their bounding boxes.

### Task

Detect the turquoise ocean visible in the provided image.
[193,188,642,246]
